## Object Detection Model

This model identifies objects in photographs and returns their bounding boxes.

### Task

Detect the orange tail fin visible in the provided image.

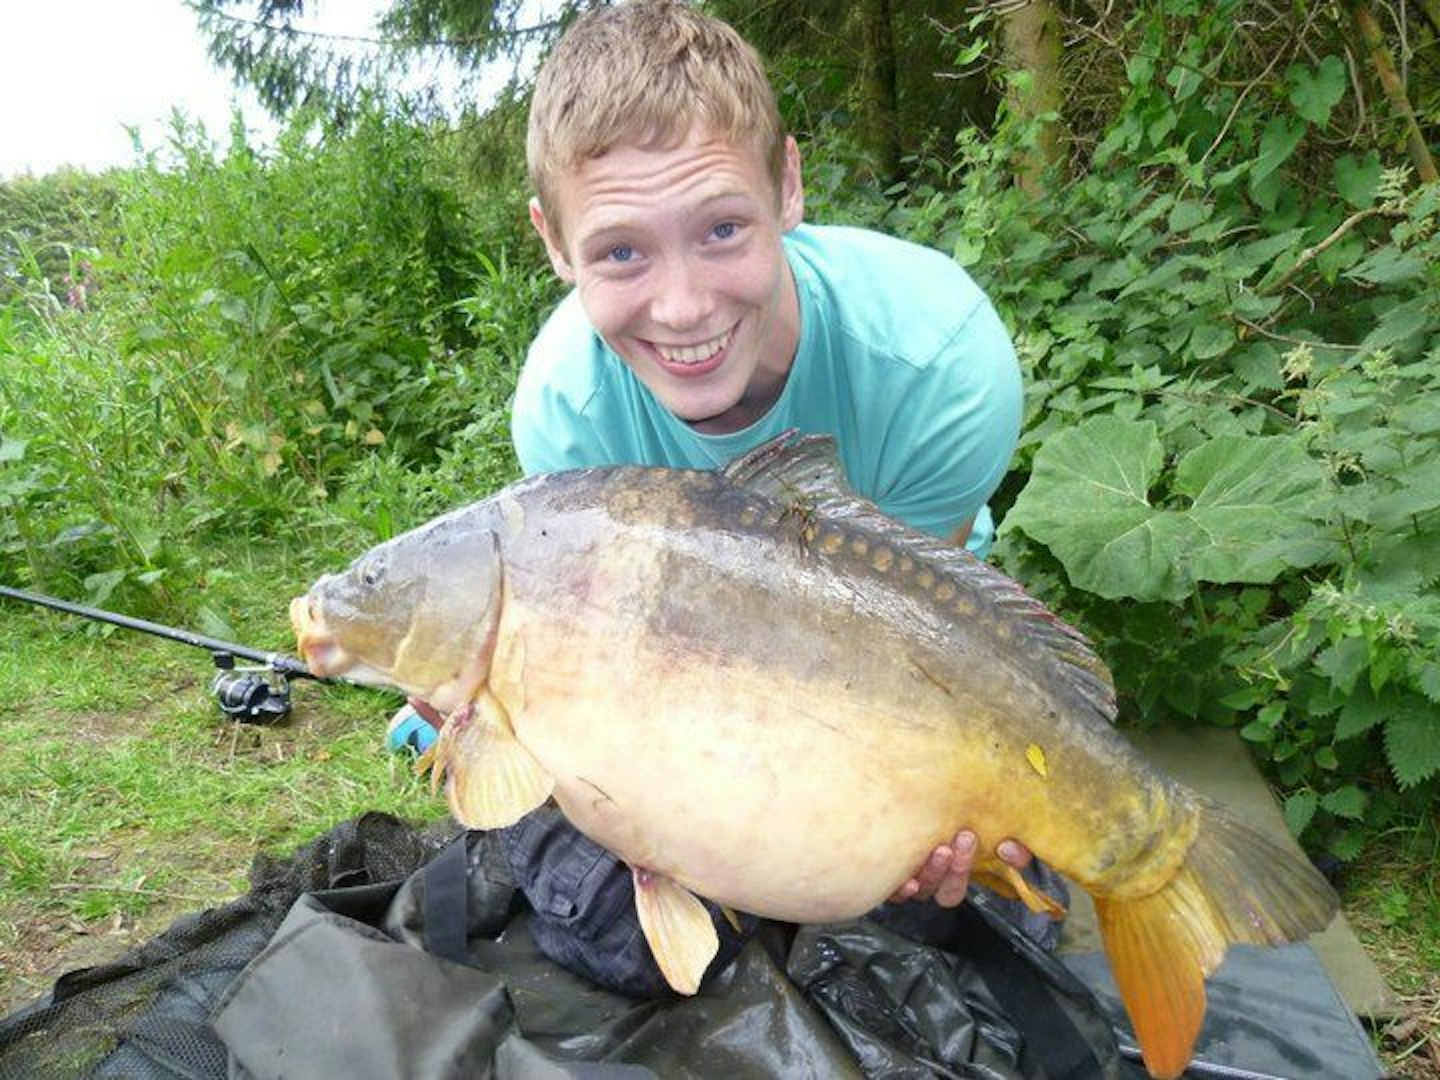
[1092,797,1338,1079]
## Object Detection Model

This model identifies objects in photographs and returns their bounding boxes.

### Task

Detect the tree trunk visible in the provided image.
[996,0,1067,197]
[858,0,902,185]
[1346,0,1439,183]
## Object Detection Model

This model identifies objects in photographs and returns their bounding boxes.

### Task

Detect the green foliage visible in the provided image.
[0,106,555,613]
[0,169,118,304]
[190,0,573,122]
[1010,420,1328,601]
[839,4,1440,857]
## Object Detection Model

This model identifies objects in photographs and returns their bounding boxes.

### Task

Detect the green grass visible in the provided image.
[1343,825,1440,1077]
[0,541,441,1006]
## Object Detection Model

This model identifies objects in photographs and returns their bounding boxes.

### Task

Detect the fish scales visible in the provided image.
[492,466,1180,904]
[292,432,1339,1079]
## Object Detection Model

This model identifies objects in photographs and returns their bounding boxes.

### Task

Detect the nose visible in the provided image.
[650,254,714,331]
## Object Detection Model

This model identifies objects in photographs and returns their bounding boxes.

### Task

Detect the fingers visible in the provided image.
[889,830,977,907]
[888,834,1034,907]
[887,879,920,904]
[933,831,975,907]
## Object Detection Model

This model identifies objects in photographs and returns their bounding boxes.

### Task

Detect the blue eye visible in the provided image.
[712,222,737,240]
[607,244,635,263]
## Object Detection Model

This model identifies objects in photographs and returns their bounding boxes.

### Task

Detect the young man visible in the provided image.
[483,0,1055,995]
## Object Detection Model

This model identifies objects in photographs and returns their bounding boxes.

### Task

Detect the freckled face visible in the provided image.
[531,131,805,433]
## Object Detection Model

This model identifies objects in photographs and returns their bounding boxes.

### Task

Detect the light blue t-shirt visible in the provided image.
[511,223,1022,555]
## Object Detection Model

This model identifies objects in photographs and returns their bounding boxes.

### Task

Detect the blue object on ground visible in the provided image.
[386,705,438,755]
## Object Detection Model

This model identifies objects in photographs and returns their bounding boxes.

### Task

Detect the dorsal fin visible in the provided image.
[721,431,1116,722]
[721,429,858,511]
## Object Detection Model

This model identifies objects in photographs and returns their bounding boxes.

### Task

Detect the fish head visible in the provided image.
[291,508,505,713]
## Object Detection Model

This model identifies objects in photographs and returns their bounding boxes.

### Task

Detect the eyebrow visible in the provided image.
[575,189,764,246]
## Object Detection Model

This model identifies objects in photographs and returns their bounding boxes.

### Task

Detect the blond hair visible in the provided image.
[527,1,786,234]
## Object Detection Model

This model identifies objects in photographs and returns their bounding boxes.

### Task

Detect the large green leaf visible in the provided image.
[1333,152,1381,209]
[1287,57,1347,127]
[1006,418,1327,601]
[1004,417,1176,599]
[1384,706,1440,789]
[1253,117,1306,182]
[1171,435,1328,583]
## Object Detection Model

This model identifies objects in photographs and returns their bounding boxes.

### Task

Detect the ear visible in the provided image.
[529,197,576,284]
[779,136,805,232]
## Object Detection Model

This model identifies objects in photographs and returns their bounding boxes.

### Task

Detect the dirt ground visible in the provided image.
[0,860,238,1013]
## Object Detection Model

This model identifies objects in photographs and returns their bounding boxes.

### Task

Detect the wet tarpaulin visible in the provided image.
[0,815,1382,1079]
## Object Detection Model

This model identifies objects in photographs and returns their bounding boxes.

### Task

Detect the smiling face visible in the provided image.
[530,130,805,434]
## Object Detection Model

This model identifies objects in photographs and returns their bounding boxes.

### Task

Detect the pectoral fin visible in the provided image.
[632,868,719,995]
[433,691,553,829]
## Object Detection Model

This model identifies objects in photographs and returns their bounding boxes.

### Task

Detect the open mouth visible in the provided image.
[649,324,737,375]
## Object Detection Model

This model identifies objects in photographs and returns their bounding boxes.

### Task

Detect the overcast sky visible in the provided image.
[0,1,391,179]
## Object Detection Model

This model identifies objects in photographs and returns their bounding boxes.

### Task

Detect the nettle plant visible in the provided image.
[875,8,1440,856]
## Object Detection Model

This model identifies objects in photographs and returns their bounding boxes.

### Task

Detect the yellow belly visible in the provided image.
[496,612,1027,921]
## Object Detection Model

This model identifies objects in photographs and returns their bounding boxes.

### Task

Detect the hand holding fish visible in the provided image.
[887,831,1032,908]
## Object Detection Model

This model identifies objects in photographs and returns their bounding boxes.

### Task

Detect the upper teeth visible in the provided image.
[658,329,730,364]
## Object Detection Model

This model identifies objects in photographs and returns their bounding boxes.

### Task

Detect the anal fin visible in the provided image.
[632,868,719,995]
[434,690,553,829]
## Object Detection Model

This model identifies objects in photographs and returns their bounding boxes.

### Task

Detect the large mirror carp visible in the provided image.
[291,432,1338,1079]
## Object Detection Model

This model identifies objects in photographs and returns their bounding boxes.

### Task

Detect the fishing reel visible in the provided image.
[211,652,292,724]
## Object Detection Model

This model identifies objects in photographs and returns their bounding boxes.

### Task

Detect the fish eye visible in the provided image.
[360,557,386,587]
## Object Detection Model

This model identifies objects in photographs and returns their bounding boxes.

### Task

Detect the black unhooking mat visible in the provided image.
[0,813,1381,1080]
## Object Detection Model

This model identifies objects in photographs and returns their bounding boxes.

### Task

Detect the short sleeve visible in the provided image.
[510,294,615,476]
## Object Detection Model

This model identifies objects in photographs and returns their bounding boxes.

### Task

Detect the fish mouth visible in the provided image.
[289,594,354,678]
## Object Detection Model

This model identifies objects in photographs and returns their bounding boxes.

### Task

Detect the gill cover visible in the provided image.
[313,509,506,707]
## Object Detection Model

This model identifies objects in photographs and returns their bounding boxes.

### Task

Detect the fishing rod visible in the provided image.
[0,584,325,724]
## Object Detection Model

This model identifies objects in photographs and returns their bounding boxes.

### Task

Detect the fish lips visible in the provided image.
[289,593,411,697]
[289,594,356,679]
